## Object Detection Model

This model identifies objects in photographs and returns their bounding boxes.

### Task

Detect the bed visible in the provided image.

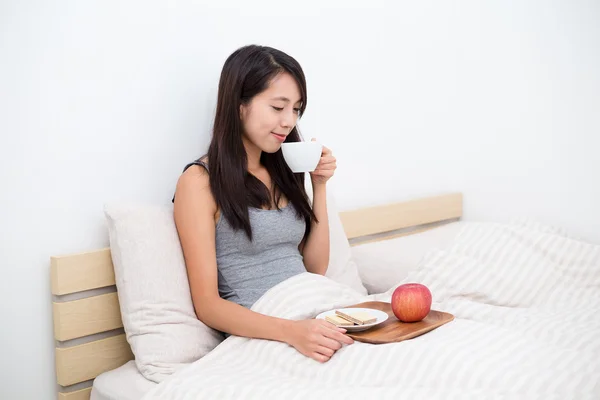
[50,192,600,399]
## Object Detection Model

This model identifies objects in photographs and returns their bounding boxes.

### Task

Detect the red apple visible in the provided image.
[391,283,432,322]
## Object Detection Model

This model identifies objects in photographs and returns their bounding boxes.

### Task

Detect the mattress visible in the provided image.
[91,360,156,400]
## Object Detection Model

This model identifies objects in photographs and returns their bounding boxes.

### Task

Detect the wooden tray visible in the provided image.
[343,301,454,344]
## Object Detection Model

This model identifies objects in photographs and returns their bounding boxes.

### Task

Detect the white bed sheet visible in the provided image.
[91,361,156,400]
[141,221,600,399]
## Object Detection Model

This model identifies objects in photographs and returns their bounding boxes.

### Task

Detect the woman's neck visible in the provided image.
[243,137,262,172]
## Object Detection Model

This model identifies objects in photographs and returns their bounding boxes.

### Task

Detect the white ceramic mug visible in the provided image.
[281,141,323,173]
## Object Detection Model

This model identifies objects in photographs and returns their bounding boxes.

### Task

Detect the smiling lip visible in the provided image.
[272,132,286,142]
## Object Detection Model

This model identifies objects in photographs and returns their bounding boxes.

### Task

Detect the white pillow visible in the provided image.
[304,180,368,295]
[351,221,465,294]
[104,203,223,383]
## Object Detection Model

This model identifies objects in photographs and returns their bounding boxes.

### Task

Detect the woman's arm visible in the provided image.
[174,165,290,340]
[299,182,330,275]
[174,165,351,361]
[300,142,337,275]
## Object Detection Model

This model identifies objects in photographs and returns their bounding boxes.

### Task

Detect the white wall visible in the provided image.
[1,0,598,398]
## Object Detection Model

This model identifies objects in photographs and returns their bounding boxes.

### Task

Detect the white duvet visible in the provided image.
[142,222,600,399]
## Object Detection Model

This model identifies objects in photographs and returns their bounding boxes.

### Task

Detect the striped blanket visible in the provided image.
[142,222,600,399]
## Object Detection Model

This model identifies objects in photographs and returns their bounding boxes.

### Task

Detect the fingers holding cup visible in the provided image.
[309,138,336,184]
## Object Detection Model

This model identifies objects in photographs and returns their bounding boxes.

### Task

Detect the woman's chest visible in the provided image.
[216,206,306,256]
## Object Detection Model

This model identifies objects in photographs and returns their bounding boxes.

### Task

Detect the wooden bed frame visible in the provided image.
[50,192,463,399]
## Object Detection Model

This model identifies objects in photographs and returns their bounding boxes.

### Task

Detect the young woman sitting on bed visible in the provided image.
[173,45,354,363]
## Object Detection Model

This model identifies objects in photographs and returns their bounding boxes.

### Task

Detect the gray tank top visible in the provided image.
[180,159,307,310]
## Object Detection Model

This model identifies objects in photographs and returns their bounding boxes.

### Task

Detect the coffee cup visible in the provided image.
[281,141,323,173]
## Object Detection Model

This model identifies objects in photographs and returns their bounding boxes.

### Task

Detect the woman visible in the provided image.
[173,45,354,363]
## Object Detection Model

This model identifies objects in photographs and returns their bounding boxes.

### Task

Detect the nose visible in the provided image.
[280,109,297,130]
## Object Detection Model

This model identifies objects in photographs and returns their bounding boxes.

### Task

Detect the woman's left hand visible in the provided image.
[309,139,336,185]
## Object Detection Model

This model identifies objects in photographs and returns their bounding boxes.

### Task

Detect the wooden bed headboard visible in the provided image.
[50,192,462,399]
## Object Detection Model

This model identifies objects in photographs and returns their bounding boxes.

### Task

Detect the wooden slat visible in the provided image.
[55,334,133,386]
[51,248,115,295]
[58,387,92,400]
[53,293,123,341]
[339,192,463,239]
[349,224,440,246]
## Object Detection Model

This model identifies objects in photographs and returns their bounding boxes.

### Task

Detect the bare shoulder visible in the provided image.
[174,163,216,212]
[177,164,209,191]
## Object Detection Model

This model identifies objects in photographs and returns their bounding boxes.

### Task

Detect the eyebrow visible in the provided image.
[271,96,302,104]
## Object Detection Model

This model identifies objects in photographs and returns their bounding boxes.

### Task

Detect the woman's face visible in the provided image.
[240,72,302,154]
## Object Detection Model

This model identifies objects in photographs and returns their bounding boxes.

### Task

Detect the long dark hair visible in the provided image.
[207,45,316,241]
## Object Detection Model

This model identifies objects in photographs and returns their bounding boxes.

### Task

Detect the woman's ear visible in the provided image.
[239,103,246,121]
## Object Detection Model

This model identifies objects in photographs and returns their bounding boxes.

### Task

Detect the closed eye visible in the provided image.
[272,106,283,111]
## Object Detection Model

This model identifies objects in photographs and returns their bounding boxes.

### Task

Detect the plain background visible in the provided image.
[1,0,599,398]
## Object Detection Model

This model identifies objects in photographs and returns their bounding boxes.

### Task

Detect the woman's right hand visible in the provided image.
[285,319,354,363]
